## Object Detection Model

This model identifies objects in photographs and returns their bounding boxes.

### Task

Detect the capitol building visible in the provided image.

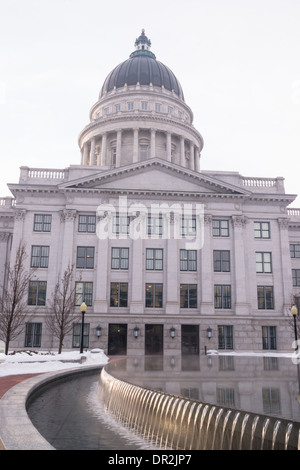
[1,30,300,356]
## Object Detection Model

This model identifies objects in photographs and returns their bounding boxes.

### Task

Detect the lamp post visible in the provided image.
[80,302,87,353]
[291,304,298,351]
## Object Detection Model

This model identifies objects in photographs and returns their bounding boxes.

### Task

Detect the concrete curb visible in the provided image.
[0,365,102,450]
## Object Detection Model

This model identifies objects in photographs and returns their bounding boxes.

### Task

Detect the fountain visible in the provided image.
[97,355,300,450]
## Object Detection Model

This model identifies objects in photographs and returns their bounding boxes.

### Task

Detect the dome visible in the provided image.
[100,30,185,101]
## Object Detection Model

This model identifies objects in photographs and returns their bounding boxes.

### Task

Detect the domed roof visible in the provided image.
[100,30,184,101]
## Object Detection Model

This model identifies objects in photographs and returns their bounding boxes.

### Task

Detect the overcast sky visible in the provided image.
[0,0,300,205]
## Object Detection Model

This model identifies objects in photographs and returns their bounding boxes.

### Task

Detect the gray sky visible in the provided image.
[1,0,300,205]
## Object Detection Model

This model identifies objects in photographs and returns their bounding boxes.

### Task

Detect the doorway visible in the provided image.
[108,323,127,355]
[145,324,163,355]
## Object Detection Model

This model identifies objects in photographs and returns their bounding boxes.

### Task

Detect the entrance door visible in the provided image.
[108,324,127,355]
[181,325,199,355]
[145,324,163,355]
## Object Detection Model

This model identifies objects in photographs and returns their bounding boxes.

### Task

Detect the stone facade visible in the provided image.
[1,31,300,355]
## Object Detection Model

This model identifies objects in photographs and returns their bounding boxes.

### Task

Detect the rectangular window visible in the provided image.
[180,250,197,271]
[181,217,196,237]
[212,219,229,237]
[25,323,42,348]
[180,284,197,308]
[76,246,95,269]
[75,282,93,306]
[28,281,47,306]
[256,252,272,273]
[78,215,96,233]
[113,215,130,234]
[148,216,163,236]
[213,250,230,272]
[262,388,281,415]
[127,102,134,110]
[146,249,163,270]
[111,248,129,270]
[140,145,148,161]
[31,246,50,268]
[216,388,235,407]
[115,104,120,112]
[145,283,163,308]
[218,325,234,349]
[110,282,128,307]
[168,106,173,114]
[292,269,300,287]
[254,221,270,238]
[257,286,274,309]
[155,103,161,112]
[214,285,231,309]
[33,214,52,232]
[262,326,277,350]
[290,244,300,258]
[72,323,90,349]
[141,101,148,110]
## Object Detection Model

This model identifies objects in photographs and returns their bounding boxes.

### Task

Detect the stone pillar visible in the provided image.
[165,213,179,314]
[180,137,185,166]
[130,237,144,313]
[166,132,172,162]
[133,128,139,163]
[278,218,293,314]
[116,129,122,167]
[60,209,77,270]
[189,142,195,170]
[195,147,200,171]
[101,133,107,166]
[151,128,156,159]
[200,214,214,314]
[94,219,109,311]
[82,143,89,165]
[90,137,96,166]
[232,215,249,315]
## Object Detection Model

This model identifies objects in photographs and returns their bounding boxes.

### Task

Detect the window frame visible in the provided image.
[180,284,197,308]
[254,221,271,239]
[28,281,47,306]
[75,282,93,306]
[180,249,197,271]
[78,215,96,233]
[76,246,95,269]
[33,214,52,232]
[146,248,163,270]
[145,283,163,308]
[110,282,128,308]
[111,247,129,270]
[212,219,229,237]
[30,245,50,268]
[257,286,274,309]
[214,284,232,309]
[213,250,230,272]
[256,252,272,273]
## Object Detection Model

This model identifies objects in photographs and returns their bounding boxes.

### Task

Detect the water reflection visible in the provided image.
[105,355,300,422]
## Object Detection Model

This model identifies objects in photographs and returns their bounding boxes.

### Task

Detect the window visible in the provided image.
[181,217,196,237]
[127,102,134,110]
[168,106,173,114]
[180,284,197,308]
[254,221,270,238]
[146,249,163,270]
[155,103,161,112]
[257,286,274,309]
[148,216,163,236]
[78,215,96,233]
[141,101,148,110]
[72,323,89,349]
[180,250,197,271]
[111,146,117,166]
[256,252,272,273]
[214,285,231,309]
[218,325,234,349]
[290,244,300,258]
[262,388,281,415]
[213,250,230,272]
[145,283,163,308]
[31,246,49,268]
[113,215,130,234]
[75,282,93,306]
[140,144,148,160]
[262,326,277,350]
[111,248,129,270]
[76,247,95,269]
[33,214,52,232]
[292,269,300,287]
[28,281,47,306]
[110,282,128,307]
[25,323,42,348]
[217,388,235,407]
[212,219,229,237]
[115,104,120,113]
[104,107,109,115]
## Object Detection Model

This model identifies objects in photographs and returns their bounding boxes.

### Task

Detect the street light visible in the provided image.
[291,304,298,351]
[80,302,87,353]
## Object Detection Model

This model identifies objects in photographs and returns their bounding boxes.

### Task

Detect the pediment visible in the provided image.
[59,159,249,197]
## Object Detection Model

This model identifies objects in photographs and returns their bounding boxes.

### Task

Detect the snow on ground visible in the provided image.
[0,349,109,376]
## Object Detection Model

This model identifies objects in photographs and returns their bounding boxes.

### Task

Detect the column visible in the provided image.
[116,129,122,167]
[94,226,109,311]
[60,209,77,270]
[101,133,107,166]
[133,128,139,163]
[130,237,144,313]
[180,137,185,166]
[166,132,172,162]
[90,137,96,166]
[278,218,293,314]
[232,215,249,315]
[195,147,200,172]
[200,214,214,314]
[96,135,102,165]
[82,143,89,165]
[189,142,195,170]
[150,128,156,159]
[165,213,179,314]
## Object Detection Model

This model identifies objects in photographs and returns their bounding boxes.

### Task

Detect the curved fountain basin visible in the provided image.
[98,354,300,450]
